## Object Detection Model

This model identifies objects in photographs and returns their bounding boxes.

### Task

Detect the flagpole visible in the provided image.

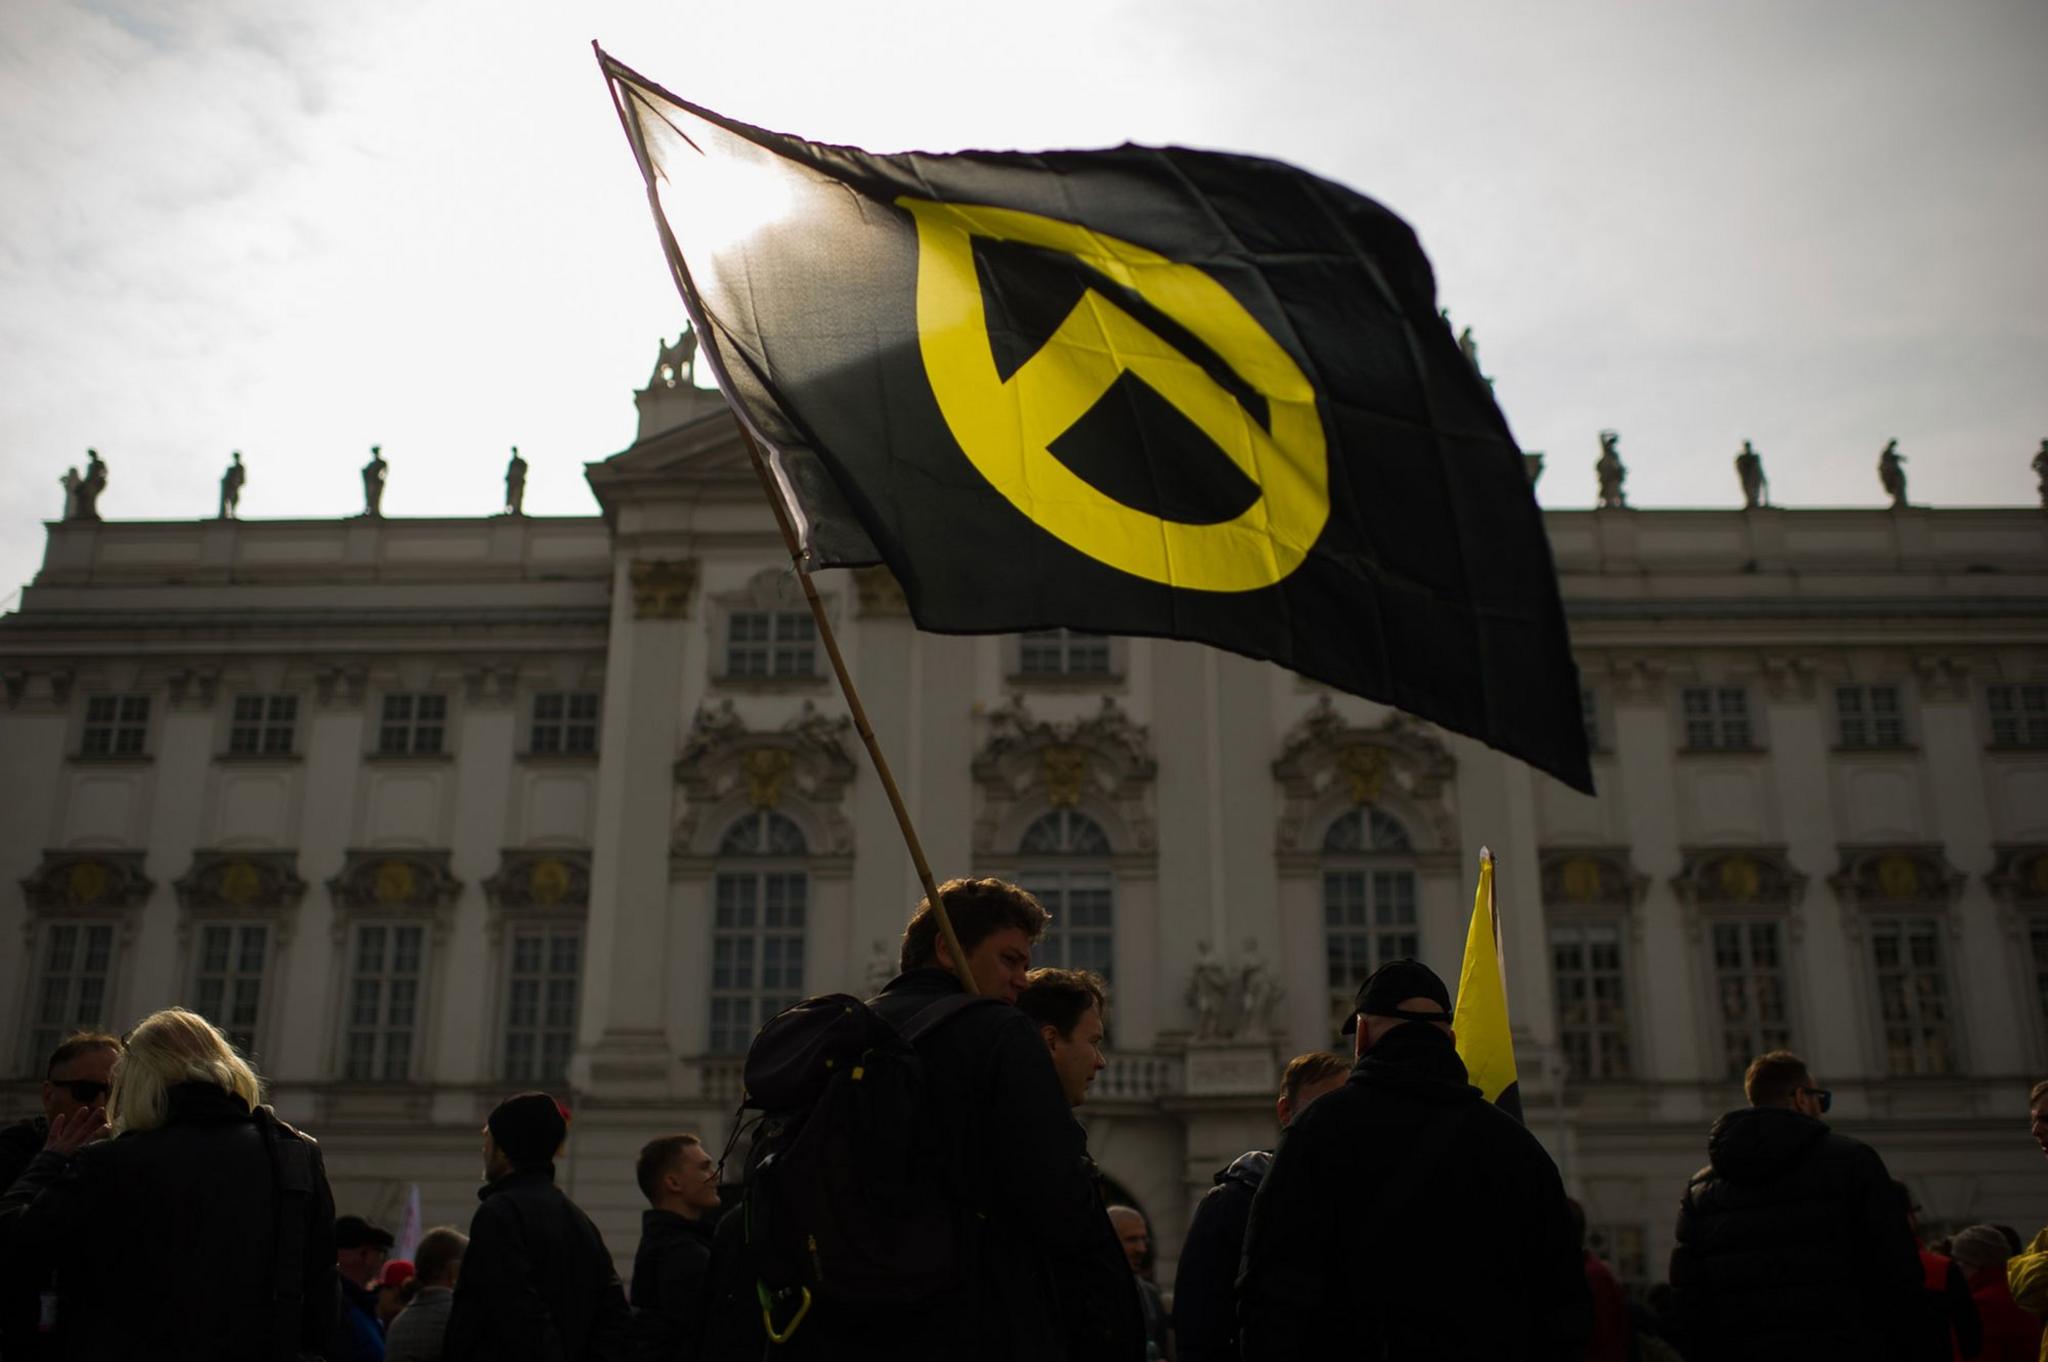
[730,425,978,998]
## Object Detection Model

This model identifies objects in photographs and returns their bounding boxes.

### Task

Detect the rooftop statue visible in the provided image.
[1596,430,1627,509]
[58,466,83,521]
[504,446,528,516]
[68,449,109,521]
[361,445,388,518]
[218,451,245,520]
[1735,440,1768,509]
[1878,439,1908,509]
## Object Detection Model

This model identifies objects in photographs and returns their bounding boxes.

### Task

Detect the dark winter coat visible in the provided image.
[1238,1025,1590,1361]
[444,1165,632,1362]
[630,1208,715,1361]
[0,1082,336,1361]
[0,1115,54,1362]
[1668,1105,1925,1362]
[329,1273,387,1362]
[1170,1149,1268,1362]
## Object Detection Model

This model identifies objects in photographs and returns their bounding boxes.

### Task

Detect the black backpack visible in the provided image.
[731,989,996,1342]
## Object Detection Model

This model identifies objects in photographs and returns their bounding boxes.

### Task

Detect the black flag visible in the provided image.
[601,52,1592,793]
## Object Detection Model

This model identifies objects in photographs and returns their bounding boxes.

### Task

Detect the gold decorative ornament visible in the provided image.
[218,860,262,906]
[530,858,571,907]
[1717,854,1761,903]
[1876,854,1920,900]
[1337,746,1388,806]
[67,860,109,906]
[1561,856,1604,903]
[372,860,417,905]
[1041,745,1088,809]
[743,747,794,810]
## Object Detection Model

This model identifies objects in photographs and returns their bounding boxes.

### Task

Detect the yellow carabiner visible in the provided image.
[756,1282,814,1345]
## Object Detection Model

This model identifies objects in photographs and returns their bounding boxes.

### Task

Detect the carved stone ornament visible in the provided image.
[1759,654,1822,703]
[173,851,308,915]
[631,558,699,620]
[1272,696,1456,852]
[20,850,153,914]
[673,699,857,856]
[970,695,1158,855]
[483,848,592,912]
[1829,845,1965,908]
[1540,848,1650,909]
[852,565,908,617]
[1987,845,2048,906]
[326,849,461,913]
[1910,654,1974,704]
[166,666,223,710]
[1670,847,1809,911]
[313,665,368,710]
[462,663,518,708]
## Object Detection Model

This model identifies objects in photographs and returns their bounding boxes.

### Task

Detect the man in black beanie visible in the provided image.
[444,1092,631,1361]
[1239,958,1590,1360]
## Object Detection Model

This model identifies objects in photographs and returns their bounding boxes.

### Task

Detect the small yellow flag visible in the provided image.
[1453,847,1523,1121]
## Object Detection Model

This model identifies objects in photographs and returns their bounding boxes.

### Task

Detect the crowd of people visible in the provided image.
[1,874,2045,1360]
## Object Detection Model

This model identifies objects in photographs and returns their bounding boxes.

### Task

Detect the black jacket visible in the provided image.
[445,1165,632,1362]
[1,1116,53,1362]
[630,1208,715,1361]
[1238,1026,1590,1361]
[1668,1105,1925,1362]
[0,1083,336,1361]
[1170,1150,1267,1362]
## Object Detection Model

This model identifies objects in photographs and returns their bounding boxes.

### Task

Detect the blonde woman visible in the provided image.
[0,1007,337,1360]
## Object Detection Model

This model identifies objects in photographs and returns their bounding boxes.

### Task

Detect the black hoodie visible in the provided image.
[1670,1105,1924,1362]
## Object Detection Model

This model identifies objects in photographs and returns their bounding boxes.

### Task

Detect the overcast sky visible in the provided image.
[2,0,2044,607]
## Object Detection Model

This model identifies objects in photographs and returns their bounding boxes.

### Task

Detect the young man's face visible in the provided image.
[959,926,1034,1004]
[1043,1003,1107,1108]
[672,1141,722,1217]
[41,1047,117,1122]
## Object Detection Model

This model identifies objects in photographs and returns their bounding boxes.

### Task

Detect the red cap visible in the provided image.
[378,1260,415,1289]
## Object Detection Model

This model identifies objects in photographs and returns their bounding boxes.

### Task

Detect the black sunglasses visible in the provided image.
[1799,1085,1833,1114]
[54,1079,110,1104]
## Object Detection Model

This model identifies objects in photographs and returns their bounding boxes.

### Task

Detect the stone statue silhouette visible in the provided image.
[2032,439,2046,510]
[1188,940,1232,1040]
[218,451,245,519]
[1878,439,1908,509]
[1236,936,1284,1037]
[76,450,108,520]
[1596,431,1627,509]
[1735,440,1768,509]
[503,446,528,516]
[58,466,83,521]
[361,445,389,518]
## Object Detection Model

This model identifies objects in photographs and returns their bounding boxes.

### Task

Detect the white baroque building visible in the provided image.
[4,345,2047,1286]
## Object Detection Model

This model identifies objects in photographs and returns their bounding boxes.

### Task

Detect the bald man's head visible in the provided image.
[1107,1204,1149,1274]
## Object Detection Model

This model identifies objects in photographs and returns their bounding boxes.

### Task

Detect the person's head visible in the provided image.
[1106,1205,1149,1275]
[483,1091,569,1180]
[105,1008,260,1135]
[637,1133,721,1219]
[2029,1078,2048,1159]
[41,1031,121,1123]
[1016,968,1108,1108]
[374,1260,413,1325]
[1891,1180,1924,1239]
[1743,1050,1829,1119]
[1948,1224,2012,1290]
[1340,958,1454,1057]
[411,1226,468,1292]
[334,1215,394,1286]
[1276,1051,1348,1128]
[898,877,1049,1004]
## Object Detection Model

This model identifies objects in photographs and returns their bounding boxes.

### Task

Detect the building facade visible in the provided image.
[5,348,2047,1284]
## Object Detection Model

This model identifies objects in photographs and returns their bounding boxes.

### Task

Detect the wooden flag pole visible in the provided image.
[732,426,978,998]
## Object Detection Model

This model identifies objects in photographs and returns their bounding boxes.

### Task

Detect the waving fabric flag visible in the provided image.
[1453,849,1523,1121]
[599,51,1592,792]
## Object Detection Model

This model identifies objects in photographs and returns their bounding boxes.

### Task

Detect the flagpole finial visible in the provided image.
[1480,845,1494,864]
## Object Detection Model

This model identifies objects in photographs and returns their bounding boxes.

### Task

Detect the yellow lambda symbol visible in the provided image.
[900,197,1329,593]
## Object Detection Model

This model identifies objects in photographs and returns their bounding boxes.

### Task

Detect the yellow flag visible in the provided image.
[1453,848,1523,1121]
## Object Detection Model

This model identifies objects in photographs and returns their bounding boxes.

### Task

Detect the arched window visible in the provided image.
[1321,807,1417,1036]
[709,810,808,1053]
[1017,809,1115,982]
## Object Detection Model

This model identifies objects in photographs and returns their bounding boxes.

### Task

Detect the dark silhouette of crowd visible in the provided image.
[2,878,2045,1361]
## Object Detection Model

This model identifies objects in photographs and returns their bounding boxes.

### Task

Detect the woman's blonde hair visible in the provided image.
[106,1007,263,1134]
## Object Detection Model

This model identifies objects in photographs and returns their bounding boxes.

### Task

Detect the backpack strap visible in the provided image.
[256,1106,315,1362]
[895,991,999,1043]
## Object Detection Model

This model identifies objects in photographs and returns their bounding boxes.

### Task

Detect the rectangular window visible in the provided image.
[1988,684,2048,749]
[1017,870,1116,980]
[1324,870,1418,1032]
[503,925,582,1083]
[344,924,425,1081]
[1870,917,1953,1075]
[1580,687,1600,751]
[708,872,807,1053]
[530,692,600,755]
[377,693,447,755]
[725,611,816,679]
[1550,922,1632,1079]
[1018,629,1113,677]
[80,694,150,757]
[193,923,269,1055]
[228,694,298,755]
[1681,686,1753,750]
[1711,921,1793,1077]
[1836,685,1906,749]
[29,923,115,1066]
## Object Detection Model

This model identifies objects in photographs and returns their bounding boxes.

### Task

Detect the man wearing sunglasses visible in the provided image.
[0,1031,121,1361]
[1669,1049,1923,1361]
